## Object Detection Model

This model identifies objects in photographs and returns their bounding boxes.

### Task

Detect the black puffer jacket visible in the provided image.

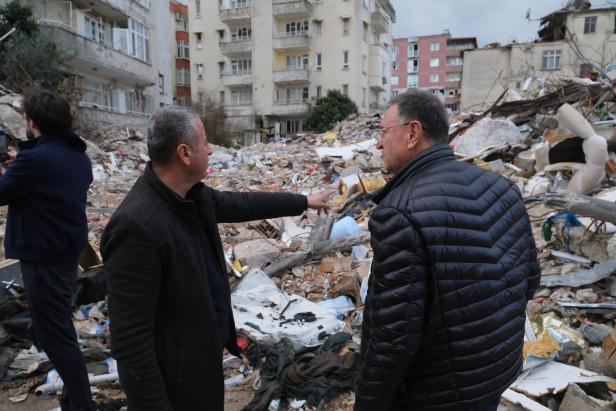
[355,144,540,410]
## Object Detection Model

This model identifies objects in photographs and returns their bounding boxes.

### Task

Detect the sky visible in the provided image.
[390,0,616,46]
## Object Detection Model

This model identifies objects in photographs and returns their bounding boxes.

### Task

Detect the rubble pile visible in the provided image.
[5,77,616,409]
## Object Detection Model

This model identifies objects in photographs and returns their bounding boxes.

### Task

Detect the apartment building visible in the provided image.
[188,0,396,138]
[461,4,616,111]
[17,0,174,128]
[392,32,476,112]
[171,0,192,106]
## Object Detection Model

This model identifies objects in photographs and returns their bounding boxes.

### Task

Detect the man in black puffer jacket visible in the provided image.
[354,91,540,411]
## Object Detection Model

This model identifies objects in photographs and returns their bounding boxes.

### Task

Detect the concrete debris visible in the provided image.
[5,78,616,409]
[233,239,282,268]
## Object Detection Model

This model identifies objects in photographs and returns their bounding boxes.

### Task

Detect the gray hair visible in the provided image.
[147,106,200,164]
[388,90,449,144]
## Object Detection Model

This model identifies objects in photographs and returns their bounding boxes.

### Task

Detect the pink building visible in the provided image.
[392,32,476,111]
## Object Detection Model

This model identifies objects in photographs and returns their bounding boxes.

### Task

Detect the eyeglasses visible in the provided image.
[377,121,411,140]
[377,120,429,141]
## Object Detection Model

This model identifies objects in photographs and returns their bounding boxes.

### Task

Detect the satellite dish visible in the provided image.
[525,8,532,20]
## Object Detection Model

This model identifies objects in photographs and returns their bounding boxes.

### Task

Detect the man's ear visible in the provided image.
[176,144,191,166]
[406,120,422,150]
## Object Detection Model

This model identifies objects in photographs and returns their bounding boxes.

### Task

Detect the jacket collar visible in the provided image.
[143,163,210,208]
[373,144,454,204]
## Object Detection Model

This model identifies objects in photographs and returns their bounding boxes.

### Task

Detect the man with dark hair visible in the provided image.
[354,90,540,411]
[101,106,331,411]
[0,88,95,411]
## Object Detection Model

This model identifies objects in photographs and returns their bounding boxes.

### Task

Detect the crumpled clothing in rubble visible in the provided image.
[243,333,359,410]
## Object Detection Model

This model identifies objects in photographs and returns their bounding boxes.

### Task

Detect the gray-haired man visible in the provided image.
[102,107,330,410]
[354,91,540,411]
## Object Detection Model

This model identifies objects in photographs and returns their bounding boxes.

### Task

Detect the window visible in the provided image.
[286,55,308,69]
[280,87,308,103]
[542,50,562,70]
[84,15,106,44]
[408,59,418,73]
[196,0,201,17]
[314,20,322,36]
[230,89,252,105]
[430,41,440,51]
[429,73,439,83]
[196,32,203,49]
[285,21,309,35]
[176,68,190,86]
[362,54,367,74]
[343,50,349,69]
[342,84,349,96]
[230,0,249,8]
[362,87,366,107]
[342,17,350,36]
[231,27,251,41]
[177,40,189,59]
[130,19,149,62]
[408,42,418,57]
[316,52,322,70]
[219,90,225,105]
[446,72,462,82]
[393,45,399,55]
[158,74,164,94]
[217,30,224,40]
[231,59,252,74]
[362,22,368,42]
[134,0,150,9]
[218,61,225,77]
[429,58,439,67]
[392,60,398,69]
[407,74,418,88]
[584,16,597,34]
[363,0,369,9]
[82,80,112,109]
[176,95,190,107]
[446,56,463,66]
[316,85,322,98]
[391,76,399,85]
[196,64,204,80]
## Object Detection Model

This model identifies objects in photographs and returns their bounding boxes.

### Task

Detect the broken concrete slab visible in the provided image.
[559,383,616,411]
[540,258,616,288]
[511,356,616,398]
[233,239,281,268]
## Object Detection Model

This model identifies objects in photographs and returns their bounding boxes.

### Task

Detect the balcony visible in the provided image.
[220,3,252,24]
[369,75,387,92]
[40,22,155,86]
[272,99,310,116]
[273,32,310,51]
[221,70,253,87]
[220,38,253,56]
[371,10,390,34]
[273,0,312,19]
[224,102,254,117]
[70,0,129,19]
[273,68,309,85]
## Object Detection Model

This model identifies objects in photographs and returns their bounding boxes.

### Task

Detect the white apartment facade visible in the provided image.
[188,0,395,137]
[461,6,616,111]
[18,0,175,128]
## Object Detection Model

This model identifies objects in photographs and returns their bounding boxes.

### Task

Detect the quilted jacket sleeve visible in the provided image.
[526,223,541,300]
[354,207,428,411]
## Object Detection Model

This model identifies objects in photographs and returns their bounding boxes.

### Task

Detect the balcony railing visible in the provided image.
[220,38,253,55]
[272,0,312,18]
[273,32,310,50]
[220,2,252,22]
[371,9,390,34]
[273,67,309,84]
